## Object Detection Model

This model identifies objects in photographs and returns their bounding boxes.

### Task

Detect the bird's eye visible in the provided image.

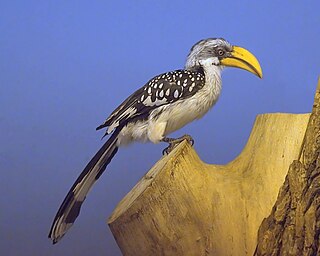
[217,49,225,56]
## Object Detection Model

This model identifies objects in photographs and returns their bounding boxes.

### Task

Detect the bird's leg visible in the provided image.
[161,134,194,155]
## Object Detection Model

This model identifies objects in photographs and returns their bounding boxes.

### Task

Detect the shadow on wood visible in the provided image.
[108,112,309,256]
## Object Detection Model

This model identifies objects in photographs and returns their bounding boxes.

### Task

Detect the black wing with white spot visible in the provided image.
[48,67,206,243]
[97,68,206,135]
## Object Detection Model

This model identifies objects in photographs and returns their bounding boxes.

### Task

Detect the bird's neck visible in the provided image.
[203,65,222,107]
[187,63,222,100]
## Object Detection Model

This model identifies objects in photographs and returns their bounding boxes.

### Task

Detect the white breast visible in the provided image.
[118,59,223,146]
[149,61,222,139]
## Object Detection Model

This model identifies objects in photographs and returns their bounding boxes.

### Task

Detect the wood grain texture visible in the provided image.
[254,79,320,256]
[108,112,310,256]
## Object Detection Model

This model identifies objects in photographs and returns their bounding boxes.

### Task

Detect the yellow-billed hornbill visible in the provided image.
[49,38,262,243]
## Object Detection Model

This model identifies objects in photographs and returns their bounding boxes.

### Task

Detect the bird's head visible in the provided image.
[185,38,262,78]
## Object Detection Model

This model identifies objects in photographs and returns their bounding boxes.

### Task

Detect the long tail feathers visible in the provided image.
[48,129,120,244]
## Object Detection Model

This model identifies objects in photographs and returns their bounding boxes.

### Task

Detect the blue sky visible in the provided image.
[1,1,319,255]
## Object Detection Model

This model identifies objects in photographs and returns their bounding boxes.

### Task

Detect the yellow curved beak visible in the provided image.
[220,46,263,78]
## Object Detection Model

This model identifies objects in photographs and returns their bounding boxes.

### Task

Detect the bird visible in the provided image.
[48,38,262,244]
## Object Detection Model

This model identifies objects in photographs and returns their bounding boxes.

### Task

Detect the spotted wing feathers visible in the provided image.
[97,69,205,135]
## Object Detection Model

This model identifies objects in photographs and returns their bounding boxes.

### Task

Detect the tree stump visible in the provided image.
[108,80,319,256]
[254,79,320,256]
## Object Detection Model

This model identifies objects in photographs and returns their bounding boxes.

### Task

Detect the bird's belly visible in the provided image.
[164,106,200,135]
[156,95,216,136]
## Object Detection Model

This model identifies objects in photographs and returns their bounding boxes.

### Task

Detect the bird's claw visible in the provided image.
[162,134,194,155]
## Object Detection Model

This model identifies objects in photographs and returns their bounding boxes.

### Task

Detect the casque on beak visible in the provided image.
[220,46,263,78]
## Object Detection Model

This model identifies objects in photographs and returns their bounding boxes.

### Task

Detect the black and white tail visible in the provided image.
[48,129,121,244]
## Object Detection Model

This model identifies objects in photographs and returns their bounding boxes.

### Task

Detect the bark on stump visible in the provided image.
[108,80,319,256]
[254,79,320,256]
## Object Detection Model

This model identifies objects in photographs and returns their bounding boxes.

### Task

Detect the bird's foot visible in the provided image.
[162,134,194,155]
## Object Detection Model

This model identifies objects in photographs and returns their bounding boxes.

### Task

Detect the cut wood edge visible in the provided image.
[108,112,310,224]
[108,112,310,255]
[254,78,320,255]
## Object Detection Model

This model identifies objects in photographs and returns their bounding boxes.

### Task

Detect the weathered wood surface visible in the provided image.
[108,112,310,256]
[254,79,320,256]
